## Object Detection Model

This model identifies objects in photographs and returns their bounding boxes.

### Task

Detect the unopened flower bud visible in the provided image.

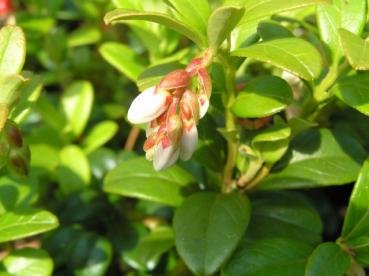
[157,69,191,90]
[127,87,171,124]
[7,144,30,177]
[4,120,23,148]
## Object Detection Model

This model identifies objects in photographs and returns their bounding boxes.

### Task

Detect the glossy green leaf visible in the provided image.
[232,76,293,118]
[9,72,43,124]
[345,236,369,266]
[173,192,251,275]
[232,38,322,80]
[67,26,101,48]
[259,128,366,189]
[223,238,313,275]
[103,157,195,206]
[0,208,59,243]
[305,242,351,276]
[0,25,26,75]
[61,81,94,138]
[257,20,294,41]
[166,0,211,35]
[82,121,118,154]
[104,9,205,47]
[341,159,369,240]
[127,226,174,271]
[88,148,117,180]
[252,120,291,163]
[0,74,26,106]
[240,0,330,23]
[317,0,366,62]
[137,62,183,92]
[248,192,322,244]
[57,145,91,194]
[207,6,245,50]
[0,176,39,215]
[339,28,369,70]
[99,42,146,82]
[333,72,369,116]
[2,248,53,276]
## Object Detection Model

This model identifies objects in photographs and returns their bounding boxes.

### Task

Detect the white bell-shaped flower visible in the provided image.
[127,87,170,124]
[180,125,198,161]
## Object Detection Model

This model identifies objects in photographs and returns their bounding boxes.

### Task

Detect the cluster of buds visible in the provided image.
[128,51,212,171]
[0,120,30,176]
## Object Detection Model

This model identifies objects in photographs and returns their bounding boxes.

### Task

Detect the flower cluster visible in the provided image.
[127,52,212,171]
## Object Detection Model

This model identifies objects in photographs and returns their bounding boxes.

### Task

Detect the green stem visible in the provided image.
[222,59,238,192]
[313,65,338,102]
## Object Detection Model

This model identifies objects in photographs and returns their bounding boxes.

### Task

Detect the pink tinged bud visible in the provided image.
[180,124,198,161]
[181,90,200,123]
[186,58,203,76]
[127,87,171,124]
[166,114,183,147]
[153,144,180,171]
[157,69,191,91]
[197,68,212,118]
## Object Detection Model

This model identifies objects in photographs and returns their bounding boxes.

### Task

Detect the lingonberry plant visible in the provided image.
[1,0,369,275]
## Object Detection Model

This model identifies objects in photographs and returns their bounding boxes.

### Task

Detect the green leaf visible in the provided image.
[223,238,313,275]
[232,38,322,80]
[248,192,322,244]
[231,76,293,118]
[341,159,369,240]
[103,157,195,206]
[0,208,59,243]
[257,20,294,41]
[43,226,112,276]
[127,226,174,271]
[137,62,183,92]
[339,28,369,70]
[61,81,94,138]
[240,0,331,24]
[345,236,369,266]
[0,74,26,106]
[305,242,351,276]
[173,192,251,275]
[166,0,211,36]
[317,0,367,62]
[104,9,205,47]
[207,6,245,50]
[82,121,118,154]
[259,128,366,189]
[88,148,117,180]
[0,26,26,75]
[67,26,101,48]
[2,248,53,276]
[0,176,39,215]
[252,119,291,163]
[333,72,369,116]
[99,42,146,82]
[57,145,91,195]
[9,72,43,124]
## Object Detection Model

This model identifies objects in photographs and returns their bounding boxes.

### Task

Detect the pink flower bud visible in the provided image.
[157,69,191,91]
[153,144,180,171]
[127,87,171,124]
[180,90,200,123]
[180,124,198,161]
[197,68,212,118]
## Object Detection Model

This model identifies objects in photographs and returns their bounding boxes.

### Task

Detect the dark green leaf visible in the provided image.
[305,242,351,276]
[173,192,251,275]
[104,9,205,47]
[248,192,322,244]
[257,20,294,41]
[342,159,369,240]
[99,42,146,82]
[207,6,245,50]
[223,238,313,276]
[259,128,366,189]
[0,26,26,75]
[2,248,53,276]
[0,208,59,243]
[231,76,293,118]
[232,38,322,80]
[103,157,196,206]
